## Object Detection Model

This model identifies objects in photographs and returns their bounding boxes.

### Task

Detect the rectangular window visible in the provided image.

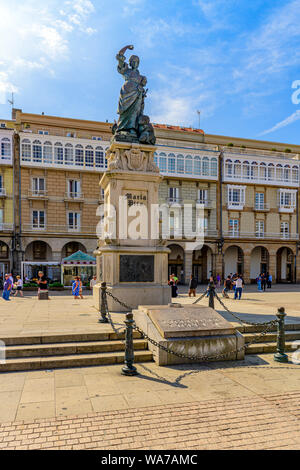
[196,215,208,233]
[32,210,45,229]
[227,186,245,209]
[54,145,64,165]
[22,142,31,161]
[38,130,49,135]
[68,180,81,198]
[255,220,264,238]
[280,222,289,239]
[0,209,3,230]
[68,212,80,231]
[198,189,208,204]
[169,187,180,202]
[32,178,45,195]
[95,149,104,168]
[255,192,264,209]
[229,219,239,236]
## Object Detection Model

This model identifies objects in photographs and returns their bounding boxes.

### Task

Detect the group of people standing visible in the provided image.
[2,274,23,301]
[256,273,272,291]
[222,273,245,300]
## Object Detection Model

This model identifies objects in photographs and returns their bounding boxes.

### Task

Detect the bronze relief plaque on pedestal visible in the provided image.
[146,306,235,338]
[120,255,154,282]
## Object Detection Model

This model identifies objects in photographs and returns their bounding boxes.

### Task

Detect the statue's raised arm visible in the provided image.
[116,45,134,75]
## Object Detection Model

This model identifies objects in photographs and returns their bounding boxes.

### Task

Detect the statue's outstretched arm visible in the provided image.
[116,45,134,75]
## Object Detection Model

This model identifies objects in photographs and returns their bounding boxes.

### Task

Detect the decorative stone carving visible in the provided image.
[107,146,159,173]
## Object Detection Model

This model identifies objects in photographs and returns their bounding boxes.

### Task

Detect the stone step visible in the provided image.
[245,341,295,354]
[235,322,300,334]
[0,350,153,372]
[0,331,142,346]
[243,330,300,344]
[5,339,148,359]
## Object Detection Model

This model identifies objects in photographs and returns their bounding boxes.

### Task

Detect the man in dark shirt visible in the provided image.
[188,275,198,297]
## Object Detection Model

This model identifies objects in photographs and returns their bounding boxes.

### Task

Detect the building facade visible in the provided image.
[1,109,300,284]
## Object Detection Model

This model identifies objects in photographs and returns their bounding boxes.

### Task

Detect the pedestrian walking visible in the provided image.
[261,273,267,292]
[222,276,232,298]
[257,274,262,291]
[37,271,49,299]
[72,277,80,300]
[90,276,97,290]
[78,276,84,299]
[188,275,197,297]
[267,273,272,288]
[170,279,178,298]
[14,276,24,297]
[234,275,244,300]
[2,274,12,301]
[216,274,221,288]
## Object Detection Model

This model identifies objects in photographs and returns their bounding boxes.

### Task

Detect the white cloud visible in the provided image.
[0,0,97,102]
[259,110,300,136]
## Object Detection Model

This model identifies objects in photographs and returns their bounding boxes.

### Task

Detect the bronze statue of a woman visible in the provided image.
[113,45,156,145]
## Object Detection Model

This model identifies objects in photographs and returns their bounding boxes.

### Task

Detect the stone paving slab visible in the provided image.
[0,391,299,450]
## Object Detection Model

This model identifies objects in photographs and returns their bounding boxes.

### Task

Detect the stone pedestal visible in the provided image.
[133,304,244,365]
[94,140,171,312]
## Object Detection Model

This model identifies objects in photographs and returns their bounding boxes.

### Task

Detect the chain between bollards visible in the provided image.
[99,282,109,323]
[274,307,288,363]
[122,312,138,376]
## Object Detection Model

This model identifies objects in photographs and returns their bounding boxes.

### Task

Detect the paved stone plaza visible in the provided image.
[0,285,300,450]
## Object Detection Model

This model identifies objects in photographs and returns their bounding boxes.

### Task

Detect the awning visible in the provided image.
[62,250,96,265]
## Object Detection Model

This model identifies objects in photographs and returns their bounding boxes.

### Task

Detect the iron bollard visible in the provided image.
[99,282,109,324]
[208,282,215,309]
[274,307,288,363]
[122,312,138,376]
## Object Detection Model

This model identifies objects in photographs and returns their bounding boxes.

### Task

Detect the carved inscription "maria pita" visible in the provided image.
[160,318,224,329]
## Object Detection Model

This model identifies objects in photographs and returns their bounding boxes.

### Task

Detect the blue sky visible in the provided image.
[1,0,300,144]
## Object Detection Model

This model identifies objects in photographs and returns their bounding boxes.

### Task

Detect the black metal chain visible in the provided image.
[106,290,133,311]
[132,320,276,362]
[214,292,277,327]
[192,291,208,305]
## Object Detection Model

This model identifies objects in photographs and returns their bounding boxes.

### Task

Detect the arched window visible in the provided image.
[21,139,31,161]
[33,140,42,162]
[251,161,258,179]
[284,165,291,182]
[85,145,94,167]
[276,164,283,181]
[43,142,53,164]
[168,154,176,173]
[1,138,11,158]
[159,153,167,172]
[234,160,241,177]
[185,155,193,174]
[75,144,84,166]
[54,142,63,164]
[259,162,267,180]
[202,156,209,176]
[242,161,250,179]
[268,163,274,181]
[95,146,104,168]
[65,144,74,165]
[177,154,184,174]
[194,156,201,176]
[292,165,299,183]
[225,159,232,177]
[211,158,218,176]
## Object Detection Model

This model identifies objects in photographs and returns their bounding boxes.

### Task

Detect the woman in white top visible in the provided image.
[14,276,24,297]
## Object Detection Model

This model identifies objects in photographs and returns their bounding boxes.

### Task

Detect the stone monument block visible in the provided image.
[134,304,244,365]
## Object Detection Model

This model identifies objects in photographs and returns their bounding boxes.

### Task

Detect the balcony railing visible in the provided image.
[0,223,13,232]
[278,204,295,213]
[167,197,183,205]
[196,199,213,208]
[227,201,244,210]
[64,192,84,201]
[254,203,270,211]
[28,189,48,198]
[223,231,299,240]
[22,224,96,235]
